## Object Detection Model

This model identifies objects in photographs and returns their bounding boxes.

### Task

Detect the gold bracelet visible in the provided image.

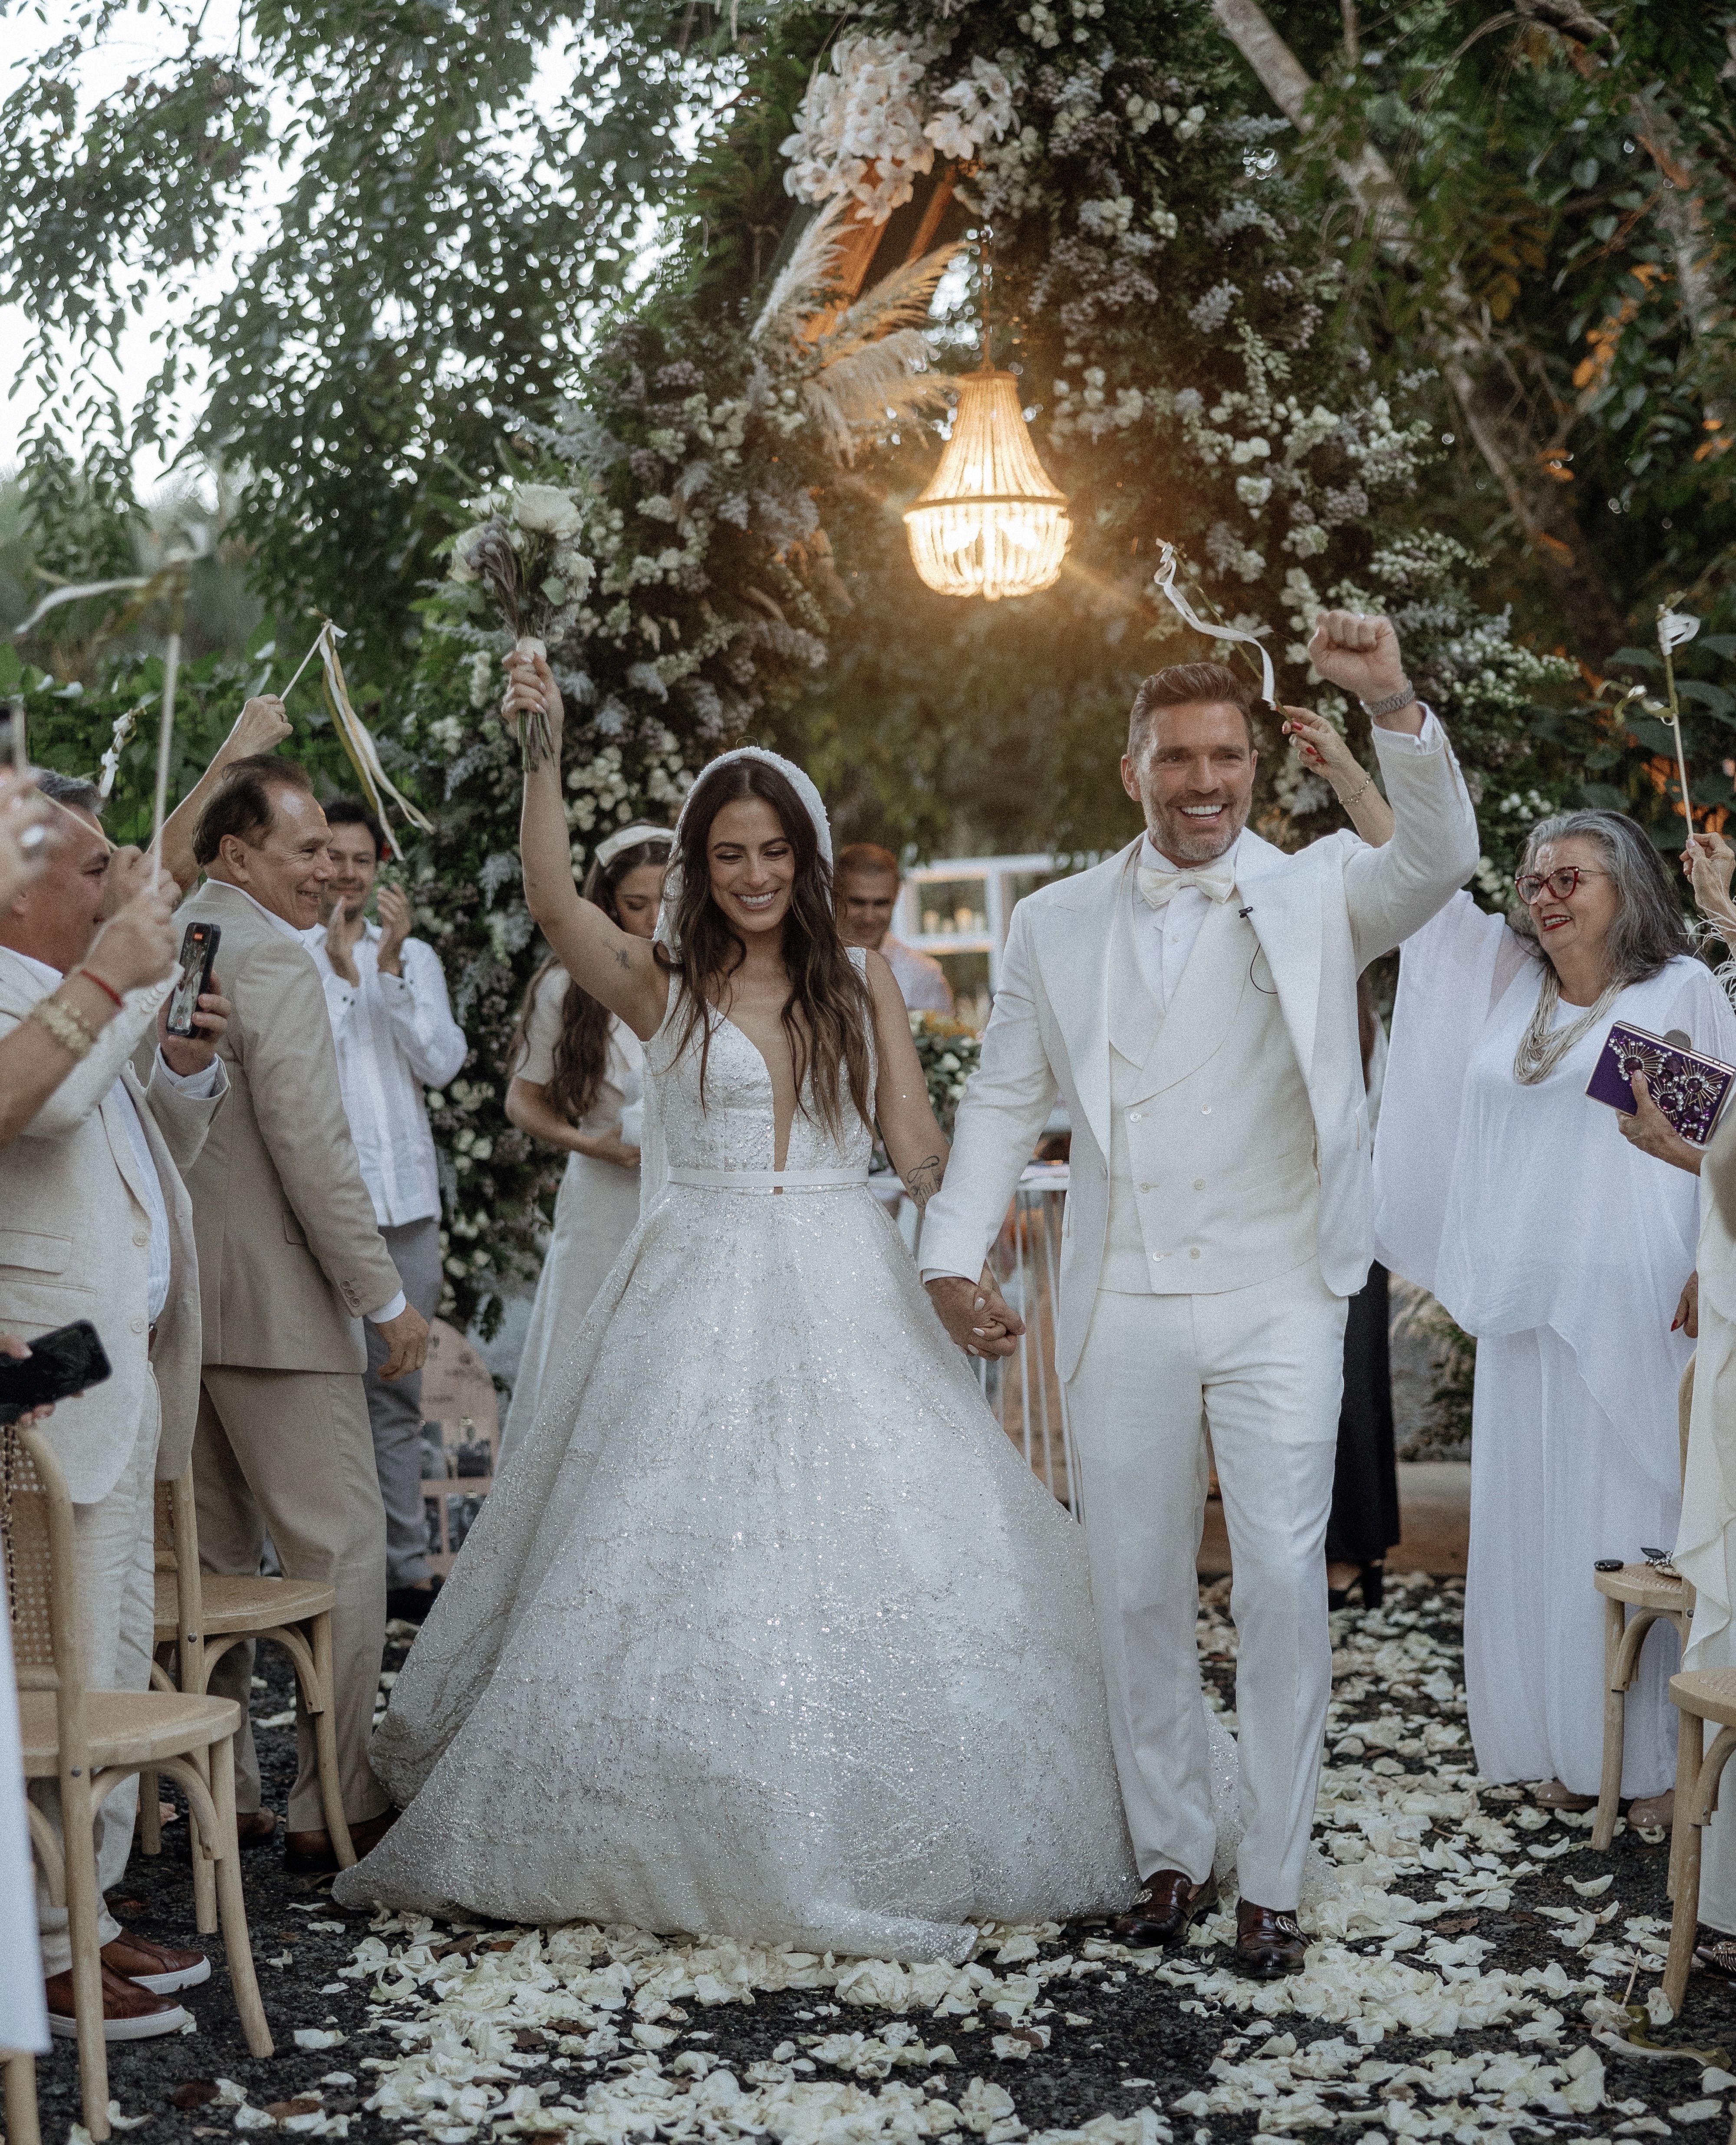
[28,994,96,1060]
[1338,773,1376,811]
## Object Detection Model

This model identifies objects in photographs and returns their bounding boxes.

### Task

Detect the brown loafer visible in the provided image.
[1234,1899,1307,1979]
[235,1809,279,1849]
[283,1806,398,1876]
[1111,1869,1216,1949]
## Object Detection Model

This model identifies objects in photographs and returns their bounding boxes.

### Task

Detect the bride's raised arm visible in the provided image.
[502,651,669,1041]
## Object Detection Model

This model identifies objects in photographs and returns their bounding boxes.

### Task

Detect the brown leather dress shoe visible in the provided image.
[1234,1899,1307,1978]
[284,1806,399,1876]
[235,1809,279,1849]
[101,1926,210,1994]
[44,1962,189,2041]
[1110,1869,1216,1949]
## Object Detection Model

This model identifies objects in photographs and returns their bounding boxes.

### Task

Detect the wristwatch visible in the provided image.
[1360,679,1416,720]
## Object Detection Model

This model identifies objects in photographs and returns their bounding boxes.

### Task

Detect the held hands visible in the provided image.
[375,1302,430,1382]
[582,1125,642,1170]
[1306,611,1413,723]
[158,973,231,1079]
[924,1270,1027,1359]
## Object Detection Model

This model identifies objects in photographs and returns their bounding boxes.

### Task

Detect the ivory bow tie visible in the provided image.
[1137,860,1238,910]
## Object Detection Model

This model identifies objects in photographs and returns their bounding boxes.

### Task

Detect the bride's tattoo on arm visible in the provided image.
[905,1153,944,1208]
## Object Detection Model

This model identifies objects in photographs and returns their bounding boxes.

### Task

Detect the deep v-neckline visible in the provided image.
[714,1009,797,1171]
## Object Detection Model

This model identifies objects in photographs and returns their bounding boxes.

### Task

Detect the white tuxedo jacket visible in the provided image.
[0,951,226,1502]
[919,723,1481,1381]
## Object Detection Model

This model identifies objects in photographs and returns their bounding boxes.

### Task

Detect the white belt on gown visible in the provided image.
[665,1166,869,1192]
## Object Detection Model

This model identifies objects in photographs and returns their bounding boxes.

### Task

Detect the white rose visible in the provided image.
[447,525,493,582]
[513,484,583,539]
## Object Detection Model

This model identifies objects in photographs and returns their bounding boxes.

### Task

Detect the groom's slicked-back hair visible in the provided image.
[1128,662,1258,760]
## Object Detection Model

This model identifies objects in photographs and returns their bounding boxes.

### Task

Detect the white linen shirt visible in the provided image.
[11,951,221,1324]
[306,918,468,1227]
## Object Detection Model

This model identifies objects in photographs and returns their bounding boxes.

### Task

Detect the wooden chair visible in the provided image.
[3,1424,271,2143]
[418,1320,500,1581]
[3,2050,41,2145]
[139,1466,353,1896]
[1592,1357,1698,1895]
[1660,1665,1736,2016]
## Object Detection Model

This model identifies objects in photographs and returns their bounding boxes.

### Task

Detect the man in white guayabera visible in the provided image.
[920,613,1479,1980]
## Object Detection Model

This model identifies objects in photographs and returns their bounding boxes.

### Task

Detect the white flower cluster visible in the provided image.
[781,36,1016,224]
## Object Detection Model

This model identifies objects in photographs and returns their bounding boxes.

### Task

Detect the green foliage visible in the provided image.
[0,629,357,846]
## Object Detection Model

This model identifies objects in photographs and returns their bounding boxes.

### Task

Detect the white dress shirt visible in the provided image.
[209,882,408,1324]
[305,917,468,1227]
[11,952,219,1325]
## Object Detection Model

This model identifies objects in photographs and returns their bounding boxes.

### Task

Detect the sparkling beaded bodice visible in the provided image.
[646,955,877,1177]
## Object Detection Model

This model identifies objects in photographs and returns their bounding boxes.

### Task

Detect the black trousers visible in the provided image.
[1325,1261,1401,1563]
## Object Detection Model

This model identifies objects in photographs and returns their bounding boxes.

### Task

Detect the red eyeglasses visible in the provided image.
[1516,865,1607,905]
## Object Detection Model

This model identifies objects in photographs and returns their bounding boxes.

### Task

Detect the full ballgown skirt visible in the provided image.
[1376,893,1736,1796]
[337,975,1140,1960]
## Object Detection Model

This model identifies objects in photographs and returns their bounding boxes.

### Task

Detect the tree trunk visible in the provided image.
[1209,0,1628,656]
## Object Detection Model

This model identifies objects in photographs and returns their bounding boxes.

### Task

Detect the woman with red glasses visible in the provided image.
[1375,809,1736,1829]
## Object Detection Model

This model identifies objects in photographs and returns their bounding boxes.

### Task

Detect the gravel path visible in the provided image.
[40,1577,1736,2144]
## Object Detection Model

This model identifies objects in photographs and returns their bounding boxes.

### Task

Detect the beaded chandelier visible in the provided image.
[904,366,1071,601]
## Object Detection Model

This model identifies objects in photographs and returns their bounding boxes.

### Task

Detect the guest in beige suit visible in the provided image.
[0,773,232,2036]
[176,754,428,1875]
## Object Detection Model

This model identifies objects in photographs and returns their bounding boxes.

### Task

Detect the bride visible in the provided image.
[334,655,1141,1958]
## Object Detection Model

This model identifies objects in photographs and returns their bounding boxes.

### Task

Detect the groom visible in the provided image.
[922,612,1479,1977]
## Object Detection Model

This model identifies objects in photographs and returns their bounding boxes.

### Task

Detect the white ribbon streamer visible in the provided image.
[309,620,435,842]
[1151,543,1275,705]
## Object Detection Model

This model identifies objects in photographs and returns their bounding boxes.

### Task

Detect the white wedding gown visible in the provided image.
[336,968,1143,1959]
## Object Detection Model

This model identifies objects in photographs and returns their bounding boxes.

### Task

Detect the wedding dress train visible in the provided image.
[336,974,1142,1960]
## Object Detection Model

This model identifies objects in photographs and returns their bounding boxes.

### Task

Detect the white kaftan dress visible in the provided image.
[1376,891,1736,1796]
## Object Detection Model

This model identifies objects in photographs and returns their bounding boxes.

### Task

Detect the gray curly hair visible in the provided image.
[1512,809,1691,987]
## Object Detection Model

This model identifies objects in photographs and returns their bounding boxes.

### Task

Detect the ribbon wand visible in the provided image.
[1657,599,1701,835]
[1151,542,1277,705]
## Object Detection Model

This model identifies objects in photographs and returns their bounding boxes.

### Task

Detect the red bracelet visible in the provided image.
[76,968,125,1010]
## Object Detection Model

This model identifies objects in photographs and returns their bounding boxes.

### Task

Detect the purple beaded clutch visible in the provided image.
[1585,1020,1736,1145]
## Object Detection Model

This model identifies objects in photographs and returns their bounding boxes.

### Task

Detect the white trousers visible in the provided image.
[30,1378,159,1978]
[1065,1266,1347,1909]
[1466,1327,1679,1798]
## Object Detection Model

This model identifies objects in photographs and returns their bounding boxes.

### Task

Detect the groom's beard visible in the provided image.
[1146,794,1251,863]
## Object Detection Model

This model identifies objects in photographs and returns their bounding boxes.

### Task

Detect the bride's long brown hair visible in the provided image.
[656,757,873,1135]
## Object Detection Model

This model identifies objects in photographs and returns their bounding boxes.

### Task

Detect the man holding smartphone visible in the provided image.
[175,754,428,1876]
[0,772,233,2038]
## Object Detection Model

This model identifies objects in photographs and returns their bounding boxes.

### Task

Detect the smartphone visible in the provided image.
[165,920,221,1039]
[0,1320,113,1425]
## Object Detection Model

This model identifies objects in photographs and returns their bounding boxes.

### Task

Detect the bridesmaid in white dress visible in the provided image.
[1376,811,1736,1821]
[499,825,670,1467]
[333,658,1143,1959]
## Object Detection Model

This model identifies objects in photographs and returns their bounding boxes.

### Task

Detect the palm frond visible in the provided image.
[803,330,955,464]
[751,198,851,344]
[816,242,964,360]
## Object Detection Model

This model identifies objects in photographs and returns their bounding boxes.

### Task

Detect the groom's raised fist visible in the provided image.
[1307,610,1417,727]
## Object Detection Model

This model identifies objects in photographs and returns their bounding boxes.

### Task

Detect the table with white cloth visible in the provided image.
[1376,890,1736,1798]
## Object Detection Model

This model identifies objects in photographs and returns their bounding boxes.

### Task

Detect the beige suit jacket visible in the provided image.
[175,881,402,1373]
[0,951,224,1502]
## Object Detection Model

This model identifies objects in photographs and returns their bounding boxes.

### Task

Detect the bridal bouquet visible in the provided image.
[447,482,596,764]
